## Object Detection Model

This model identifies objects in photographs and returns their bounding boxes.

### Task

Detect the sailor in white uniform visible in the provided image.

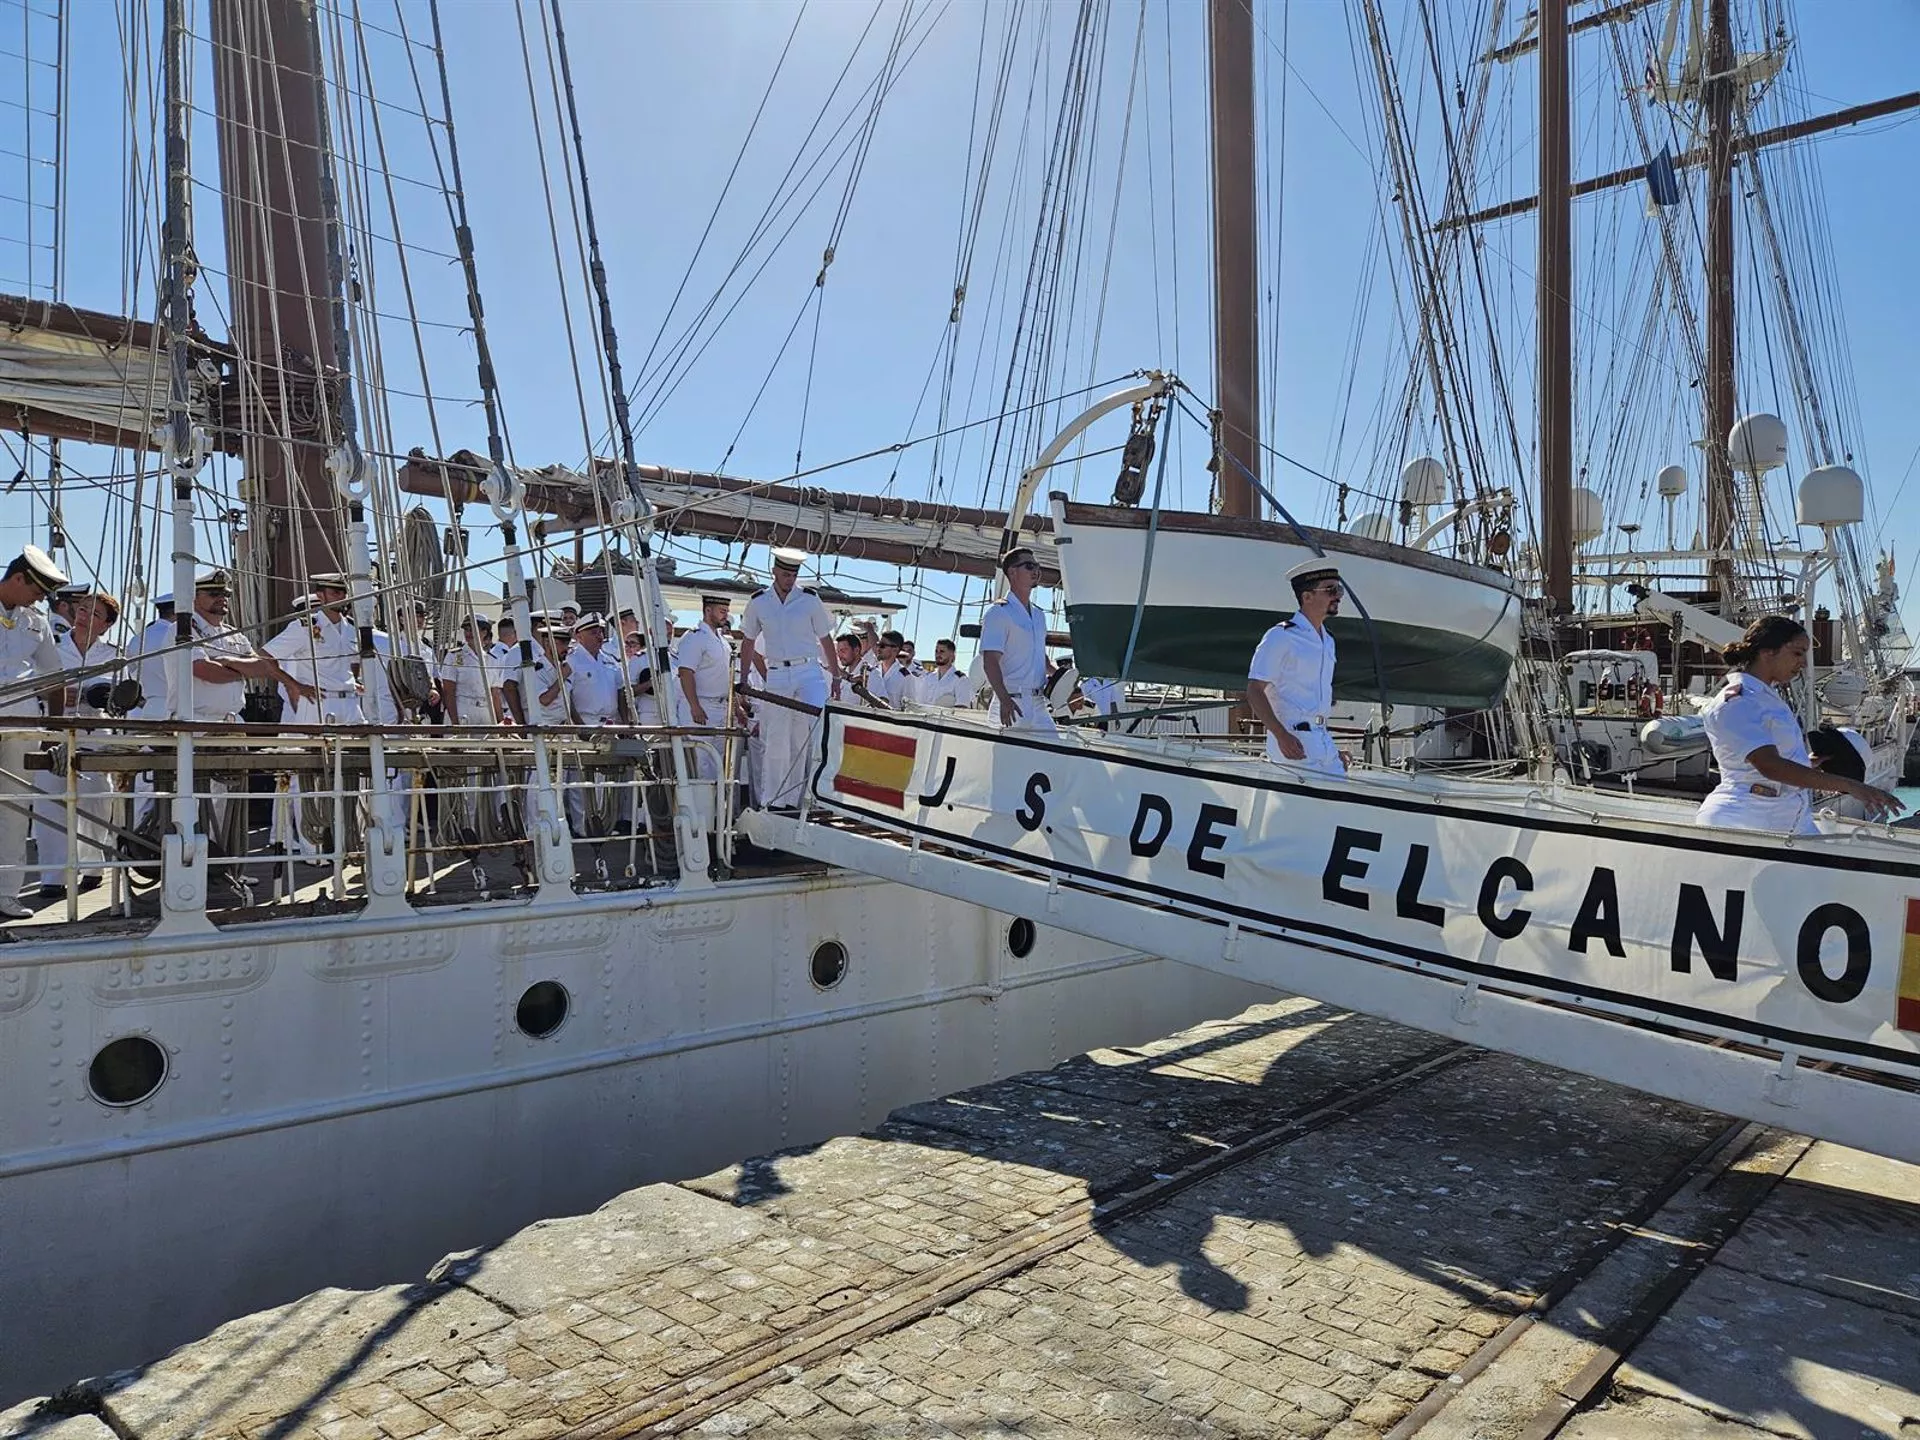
[915,638,972,708]
[739,549,839,808]
[34,587,125,897]
[263,574,363,725]
[676,593,735,785]
[443,616,503,725]
[863,631,916,712]
[1247,559,1346,777]
[0,546,71,915]
[1696,614,1900,832]
[128,591,177,828]
[980,546,1057,734]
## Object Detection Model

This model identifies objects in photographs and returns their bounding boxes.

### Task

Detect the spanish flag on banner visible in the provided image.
[1899,899,1920,1033]
[834,725,919,809]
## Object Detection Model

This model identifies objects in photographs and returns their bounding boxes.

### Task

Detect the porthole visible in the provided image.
[810,940,848,991]
[516,981,571,1039]
[1007,917,1037,958]
[88,1035,168,1107]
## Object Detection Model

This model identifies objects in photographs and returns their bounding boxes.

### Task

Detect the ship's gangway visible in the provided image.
[744,704,1920,1165]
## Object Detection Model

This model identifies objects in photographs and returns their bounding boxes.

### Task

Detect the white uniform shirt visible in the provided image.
[363,631,437,726]
[56,634,123,719]
[565,642,623,722]
[188,615,257,722]
[675,623,732,714]
[741,585,834,667]
[443,643,501,724]
[868,659,914,710]
[1702,673,1811,789]
[978,595,1050,695]
[1248,616,1336,723]
[626,652,661,726]
[0,599,64,718]
[263,609,359,698]
[132,616,176,719]
[523,650,572,725]
[916,664,972,708]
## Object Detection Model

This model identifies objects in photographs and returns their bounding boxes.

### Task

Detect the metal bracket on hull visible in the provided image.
[152,830,216,938]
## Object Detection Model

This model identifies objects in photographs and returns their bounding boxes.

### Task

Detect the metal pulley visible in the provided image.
[481,463,523,521]
[1112,400,1163,507]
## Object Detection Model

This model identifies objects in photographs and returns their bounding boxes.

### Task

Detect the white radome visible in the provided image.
[1400,455,1449,509]
[1797,465,1865,528]
[1656,464,1688,498]
[1728,413,1790,476]
[1348,512,1396,543]
[1572,486,1605,545]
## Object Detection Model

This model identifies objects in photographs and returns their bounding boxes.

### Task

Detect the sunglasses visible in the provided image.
[1315,584,1344,598]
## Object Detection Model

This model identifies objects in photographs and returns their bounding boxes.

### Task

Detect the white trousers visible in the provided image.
[1695,784,1817,836]
[275,695,365,855]
[1265,724,1346,776]
[757,664,828,808]
[0,733,30,902]
[34,761,113,883]
[988,690,1058,735]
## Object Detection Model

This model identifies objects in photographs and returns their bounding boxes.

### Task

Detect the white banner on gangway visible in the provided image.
[813,709,1920,1079]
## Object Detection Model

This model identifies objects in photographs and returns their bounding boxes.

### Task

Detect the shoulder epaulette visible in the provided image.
[751,587,768,598]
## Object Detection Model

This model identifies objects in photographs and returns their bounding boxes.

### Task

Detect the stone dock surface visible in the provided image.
[7,997,1918,1439]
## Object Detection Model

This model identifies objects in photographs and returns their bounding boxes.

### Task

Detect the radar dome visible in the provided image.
[1656,464,1688,498]
[1797,465,1865,528]
[1348,512,1395,543]
[1400,456,1449,508]
[1572,486,1605,545]
[1728,413,1789,476]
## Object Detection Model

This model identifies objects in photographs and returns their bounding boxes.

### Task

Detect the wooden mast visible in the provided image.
[1703,0,1738,596]
[1538,0,1574,613]
[208,0,344,627]
[1207,0,1260,519]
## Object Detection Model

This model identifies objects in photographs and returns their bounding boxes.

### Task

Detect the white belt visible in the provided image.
[577,710,615,724]
[768,657,819,669]
[1282,715,1328,729]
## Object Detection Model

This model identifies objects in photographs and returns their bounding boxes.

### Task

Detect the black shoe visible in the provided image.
[37,884,67,901]
[78,875,103,894]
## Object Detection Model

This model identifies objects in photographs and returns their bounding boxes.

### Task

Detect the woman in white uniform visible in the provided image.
[1696,614,1901,833]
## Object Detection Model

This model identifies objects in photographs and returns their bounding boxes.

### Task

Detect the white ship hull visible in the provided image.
[0,876,1269,1402]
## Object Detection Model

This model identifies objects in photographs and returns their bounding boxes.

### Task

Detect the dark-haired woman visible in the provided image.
[1696,614,1902,832]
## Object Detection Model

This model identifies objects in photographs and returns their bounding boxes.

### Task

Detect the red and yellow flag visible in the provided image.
[1899,898,1920,1033]
[834,725,918,809]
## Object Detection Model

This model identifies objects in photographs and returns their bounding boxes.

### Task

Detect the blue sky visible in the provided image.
[3,0,1916,659]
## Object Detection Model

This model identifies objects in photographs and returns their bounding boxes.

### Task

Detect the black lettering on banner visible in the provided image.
[1477,857,1533,940]
[1568,868,1625,957]
[1670,885,1744,981]
[1796,903,1872,1004]
[1015,772,1051,832]
[1323,827,1382,910]
[1185,804,1239,879]
[1130,794,1174,857]
[917,755,956,808]
[1395,844,1446,927]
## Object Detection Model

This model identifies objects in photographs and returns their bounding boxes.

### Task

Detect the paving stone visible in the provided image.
[1709,1143,1920,1323]
[1616,1263,1920,1438]
[95,1284,509,1440]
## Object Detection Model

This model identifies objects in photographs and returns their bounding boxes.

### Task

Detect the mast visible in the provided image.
[1537,0,1574,613]
[208,0,344,626]
[1703,0,1737,596]
[1207,0,1259,519]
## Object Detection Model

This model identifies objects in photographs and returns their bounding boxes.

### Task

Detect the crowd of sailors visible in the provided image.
[0,543,1124,912]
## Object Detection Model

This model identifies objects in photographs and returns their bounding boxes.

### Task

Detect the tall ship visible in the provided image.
[2,0,1915,1407]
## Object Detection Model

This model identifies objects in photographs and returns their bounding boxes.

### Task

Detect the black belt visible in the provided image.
[1291,722,1315,732]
